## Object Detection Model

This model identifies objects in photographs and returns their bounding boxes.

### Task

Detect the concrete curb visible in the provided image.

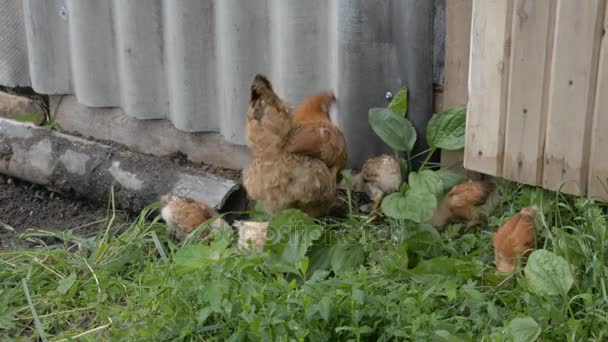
[0,117,241,212]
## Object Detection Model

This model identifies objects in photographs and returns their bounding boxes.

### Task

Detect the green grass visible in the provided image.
[1,181,607,341]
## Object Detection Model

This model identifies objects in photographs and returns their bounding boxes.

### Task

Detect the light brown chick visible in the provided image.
[234,220,269,252]
[428,179,499,228]
[242,75,337,217]
[160,194,227,241]
[286,92,348,177]
[349,155,402,211]
[493,206,537,272]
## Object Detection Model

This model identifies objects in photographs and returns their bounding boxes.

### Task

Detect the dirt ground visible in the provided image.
[0,174,131,234]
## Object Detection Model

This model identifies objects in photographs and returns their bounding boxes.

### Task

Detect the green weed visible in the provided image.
[1,182,607,340]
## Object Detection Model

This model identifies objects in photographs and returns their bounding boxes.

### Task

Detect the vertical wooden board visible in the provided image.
[588,6,608,201]
[443,0,473,107]
[440,0,477,177]
[464,0,513,176]
[502,0,555,185]
[543,0,605,195]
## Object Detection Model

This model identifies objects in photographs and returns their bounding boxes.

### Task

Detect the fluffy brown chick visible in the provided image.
[160,194,227,241]
[493,206,537,272]
[349,155,402,211]
[286,92,348,177]
[428,179,499,228]
[234,220,269,252]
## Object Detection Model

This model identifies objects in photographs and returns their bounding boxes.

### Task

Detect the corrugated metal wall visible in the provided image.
[0,0,438,166]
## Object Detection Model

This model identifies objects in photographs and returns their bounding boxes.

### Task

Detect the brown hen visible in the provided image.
[287,92,348,177]
[160,194,227,241]
[493,206,537,272]
[428,179,499,228]
[242,75,338,217]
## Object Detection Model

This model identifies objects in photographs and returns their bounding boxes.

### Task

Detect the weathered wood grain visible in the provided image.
[503,0,555,185]
[464,0,514,176]
[588,4,608,200]
[543,0,605,195]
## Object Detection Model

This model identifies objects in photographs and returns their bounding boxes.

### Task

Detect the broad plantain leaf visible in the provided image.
[524,249,574,296]
[507,317,541,342]
[329,242,365,274]
[436,169,467,193]
[265,209,323,273]
[369,108,417,152]
[387,87,408,117]
[402,224,442,255]
[427,106,466,150]
[306,231,334,277]
[381,187,437,222]
[409,170,443,199]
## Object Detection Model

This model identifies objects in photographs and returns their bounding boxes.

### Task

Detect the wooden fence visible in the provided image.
[463,0,608,200]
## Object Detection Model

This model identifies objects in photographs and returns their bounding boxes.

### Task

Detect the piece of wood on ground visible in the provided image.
[0,117,241,212]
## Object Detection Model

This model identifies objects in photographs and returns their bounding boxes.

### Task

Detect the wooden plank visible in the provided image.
[588,6,608,201]
[443,0,473,107]
[543,0,605,195]
[464,0,513,176]
[502,0,555,185]
[440,0,476,177]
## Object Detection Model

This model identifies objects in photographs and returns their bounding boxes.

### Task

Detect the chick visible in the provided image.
[428,179,499,228]
[233,220,269,252]
[493,206,537,272]
[347,155,402,211]
[160,193,227,241]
